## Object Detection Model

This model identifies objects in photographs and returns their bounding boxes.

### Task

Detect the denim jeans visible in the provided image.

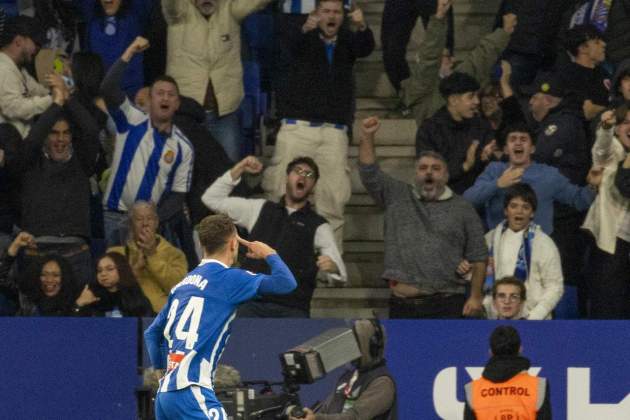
[205,110,242,163]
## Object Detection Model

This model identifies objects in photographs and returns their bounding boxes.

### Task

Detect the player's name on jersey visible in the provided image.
[172,274,208,292]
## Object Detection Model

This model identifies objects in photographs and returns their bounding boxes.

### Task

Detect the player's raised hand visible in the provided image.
[237,235,277,259]
[230,155,263,181]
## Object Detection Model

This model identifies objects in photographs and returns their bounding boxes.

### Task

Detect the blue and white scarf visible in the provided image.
[486,221,537,290]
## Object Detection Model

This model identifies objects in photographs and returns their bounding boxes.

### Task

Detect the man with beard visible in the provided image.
[0,15,51,137]
[359,116,488,319]
[464,326,551,419]
[416,71,498,194]
[202,155,346,317]
[100,37,194,247]
[263,0,374,251]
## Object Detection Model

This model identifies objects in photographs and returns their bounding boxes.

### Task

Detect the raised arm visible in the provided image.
[237,237,297,295]
[64,95,100,176]
[101,37,150,109]
[231,0,273,21]
[592,110,621,166]
[201,156,265,231]
[161,0,191,24]
[22,82,68,165]
[404,5,450,102]
[456,13,515,87]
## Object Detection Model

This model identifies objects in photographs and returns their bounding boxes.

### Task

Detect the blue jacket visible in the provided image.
[463,162,595,233]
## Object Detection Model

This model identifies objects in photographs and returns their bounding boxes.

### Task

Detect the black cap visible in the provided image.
[523,72,565,98]
[0,15,46,48]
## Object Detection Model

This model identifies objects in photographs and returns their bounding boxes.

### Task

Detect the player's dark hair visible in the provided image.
[490,325,521,356]
[198,214,236,255]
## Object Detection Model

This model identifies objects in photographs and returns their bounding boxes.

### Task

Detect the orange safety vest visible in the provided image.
[465,371,547,420]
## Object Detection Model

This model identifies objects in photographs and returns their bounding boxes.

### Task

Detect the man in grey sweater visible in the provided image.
[358,117,488,318]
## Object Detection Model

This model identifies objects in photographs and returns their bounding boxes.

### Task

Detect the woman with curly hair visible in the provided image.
[11,243,79,316]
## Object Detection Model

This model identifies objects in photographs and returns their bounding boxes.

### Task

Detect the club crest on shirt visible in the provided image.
[164,150,175,164]
[544,125,557,136]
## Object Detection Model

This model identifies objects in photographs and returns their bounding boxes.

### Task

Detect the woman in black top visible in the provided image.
[74,252,152,317]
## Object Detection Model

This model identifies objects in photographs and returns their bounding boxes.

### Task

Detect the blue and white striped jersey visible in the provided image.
[103,98,194,212]
[144,255,294,394]
[282,0,351,14]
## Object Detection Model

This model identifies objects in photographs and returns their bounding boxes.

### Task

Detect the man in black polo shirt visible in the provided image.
[202,155,347,317]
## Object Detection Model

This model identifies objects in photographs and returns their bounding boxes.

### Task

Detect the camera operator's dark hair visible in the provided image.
[198,214,236,255]
[503,183,538,212]
[490,326,521,356]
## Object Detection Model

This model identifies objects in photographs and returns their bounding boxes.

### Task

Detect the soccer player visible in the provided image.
[144,214,297,419]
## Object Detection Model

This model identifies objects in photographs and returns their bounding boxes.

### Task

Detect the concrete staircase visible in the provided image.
[268,0,502,318]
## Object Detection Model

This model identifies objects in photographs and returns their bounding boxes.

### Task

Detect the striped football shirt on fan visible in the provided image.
[103,98,193,212]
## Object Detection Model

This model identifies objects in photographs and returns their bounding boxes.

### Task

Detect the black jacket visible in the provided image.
[276,23,375,125]
[173,96,235,226]
[464,355,552,420]
[416,107,495,194]
[533,100,590,185]
[0,123,22,235]
[496,0,575,65]
[18,98,99,238]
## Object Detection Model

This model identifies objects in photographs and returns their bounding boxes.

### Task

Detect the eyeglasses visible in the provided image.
[292,167,316,179]
[495,293,522,303]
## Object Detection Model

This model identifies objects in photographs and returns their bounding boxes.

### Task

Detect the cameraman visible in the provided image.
[290,320,397,420]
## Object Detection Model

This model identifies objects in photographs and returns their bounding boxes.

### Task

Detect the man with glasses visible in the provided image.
[202,155,346,317]
[486,277,526,320]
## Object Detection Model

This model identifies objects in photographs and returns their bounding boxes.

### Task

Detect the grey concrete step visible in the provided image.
[344,206,383,241]
[344,241,384,253]
[349,157,416,194]
[351,118,417,146]
[348,145,415,158]
[310,287,390,319]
